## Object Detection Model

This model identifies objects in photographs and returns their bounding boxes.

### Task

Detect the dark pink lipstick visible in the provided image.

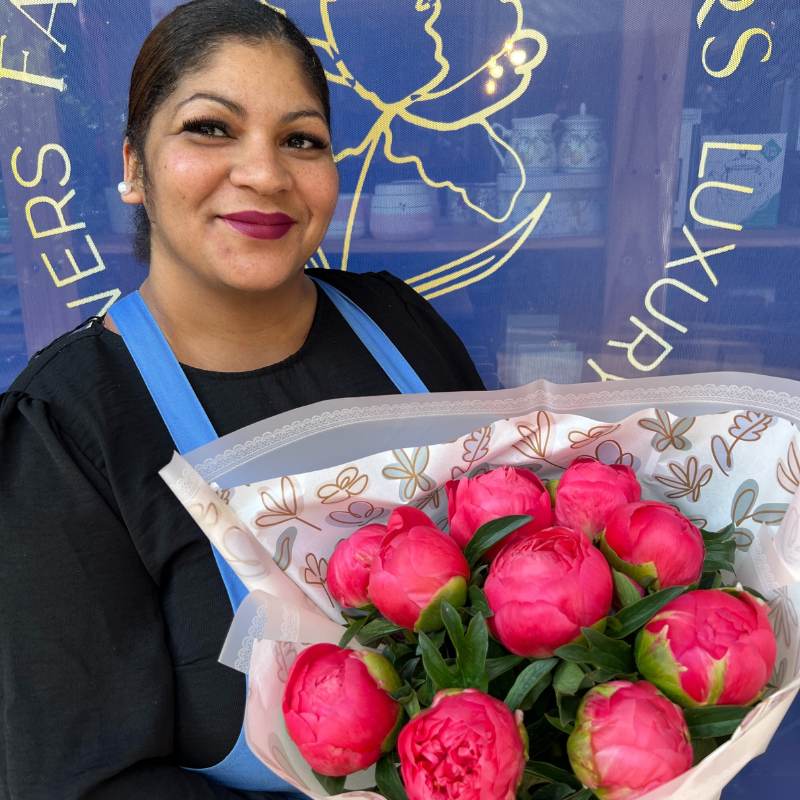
[220,210,296,240]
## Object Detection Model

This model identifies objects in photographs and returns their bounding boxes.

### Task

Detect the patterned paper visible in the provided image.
[161,402,800,800]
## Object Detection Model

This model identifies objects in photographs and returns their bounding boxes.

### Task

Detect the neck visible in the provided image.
[127,268,318,373]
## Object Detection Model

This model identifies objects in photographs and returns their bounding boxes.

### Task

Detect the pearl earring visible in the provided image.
[117,181,132,196]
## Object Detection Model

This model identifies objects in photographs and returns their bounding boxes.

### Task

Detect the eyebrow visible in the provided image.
[175,93,327,125]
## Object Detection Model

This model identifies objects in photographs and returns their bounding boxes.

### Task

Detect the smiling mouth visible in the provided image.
[220,210,296,240]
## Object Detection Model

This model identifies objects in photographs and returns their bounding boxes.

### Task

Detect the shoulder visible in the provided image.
[308,269,485,392]
[1,317,145,467]
[4,318,106,401]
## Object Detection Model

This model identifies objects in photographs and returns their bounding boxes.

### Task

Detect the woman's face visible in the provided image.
[124,39,338,294]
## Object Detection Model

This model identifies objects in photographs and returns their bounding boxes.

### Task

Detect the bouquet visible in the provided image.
[160,373,800,799]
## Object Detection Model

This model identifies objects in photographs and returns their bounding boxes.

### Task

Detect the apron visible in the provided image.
[110,277,429,792]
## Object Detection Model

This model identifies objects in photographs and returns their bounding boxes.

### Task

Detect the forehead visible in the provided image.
[165,38,323,116]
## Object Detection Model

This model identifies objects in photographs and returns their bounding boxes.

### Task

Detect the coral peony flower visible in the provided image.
[636,588,777,707]
[600,501,704,590]
[446,466,553,558]
[368,506,470,631]
[567,680,693,800]
[484,526,613,657]
[327,523,387,608]
[282,643,401,776]
[555,457,641,539]
[398,689,526,800]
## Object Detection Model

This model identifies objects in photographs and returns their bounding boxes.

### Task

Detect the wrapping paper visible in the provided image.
[160,374,800,800]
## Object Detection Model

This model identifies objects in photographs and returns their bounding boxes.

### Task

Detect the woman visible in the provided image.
[0,1,483,798]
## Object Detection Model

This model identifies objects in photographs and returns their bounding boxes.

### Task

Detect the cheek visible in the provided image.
[301,162,339,220]
[152,149,222,204]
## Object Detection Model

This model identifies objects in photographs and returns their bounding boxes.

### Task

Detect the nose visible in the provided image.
[228,137,293,195]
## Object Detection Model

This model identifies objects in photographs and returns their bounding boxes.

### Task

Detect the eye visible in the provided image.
[285,132,328,150]
[182,118,230,138]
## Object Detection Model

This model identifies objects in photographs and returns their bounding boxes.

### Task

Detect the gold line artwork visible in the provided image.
[273,0,552,298]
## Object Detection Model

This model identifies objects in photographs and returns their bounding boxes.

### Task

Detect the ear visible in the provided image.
[121,139,146,206]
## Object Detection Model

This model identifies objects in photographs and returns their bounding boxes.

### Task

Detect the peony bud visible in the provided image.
[446,466,553,559]
[635,588,777,707]
[567,680,693,800]
[555,457,641,539]
[484,526,613,657]
[327,523,387,608]
[282,643,402,776]
[398,689,526,800]
[600,501,704,590]
[368,506,470,631]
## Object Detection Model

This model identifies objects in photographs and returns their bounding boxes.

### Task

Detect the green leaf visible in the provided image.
[612,569,644,607]
[462,612,489,690]
[312,771,346,794]
[357,618,405,645]
[530,784,576,800]
[486,654,523,681]
[524,762,581,789]
[463,514,532,567]
[544,712,574,734]
[567,790,595,800]
[684,705,750,739]
[468,584,492,616]
[605,585,687,639]
[520,672,553,711]
[338,615,368,648]
[375,756,409,800]
[553,661,585,697]
[505,658,558,709]
[555,629,634,674]
[441,601,465,660]
[418,632,457,690]
[556,691,580,728]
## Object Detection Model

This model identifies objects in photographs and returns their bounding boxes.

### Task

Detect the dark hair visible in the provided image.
[125,0,331,262]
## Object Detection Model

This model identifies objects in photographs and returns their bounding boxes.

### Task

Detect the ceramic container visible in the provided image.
[496,171,606,237]
[557,103,608,173]
[491,114,559,174]
[369,181,436,241]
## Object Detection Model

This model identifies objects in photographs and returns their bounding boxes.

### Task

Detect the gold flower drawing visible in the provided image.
[266,0,552,298]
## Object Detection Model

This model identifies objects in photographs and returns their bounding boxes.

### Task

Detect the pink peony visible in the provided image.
[446,466,553,559]
[282,643,401,776]
[601,501,705,590]
[368,506,470,631]
[567,680,693,800]
[484,526,613,657]
[636,588,777,707]
[398,689,526,800]
[327,523,387,608]
[555,457,641,539]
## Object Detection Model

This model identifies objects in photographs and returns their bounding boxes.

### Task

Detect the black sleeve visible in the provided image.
[310,269,486,393]
[0,394,278,800]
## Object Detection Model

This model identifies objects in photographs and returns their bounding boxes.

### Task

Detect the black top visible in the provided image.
[0,270,483,800]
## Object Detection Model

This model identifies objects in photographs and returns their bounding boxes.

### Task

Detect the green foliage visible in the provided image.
[375,756,409,800]
[463,514,532,567]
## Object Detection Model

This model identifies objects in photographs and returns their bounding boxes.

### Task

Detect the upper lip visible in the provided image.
[221,210,296,225]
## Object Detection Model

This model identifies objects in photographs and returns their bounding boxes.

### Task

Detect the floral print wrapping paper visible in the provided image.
[160,403,800,800]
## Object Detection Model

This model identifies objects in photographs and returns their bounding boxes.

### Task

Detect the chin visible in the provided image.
[216,262,306,294]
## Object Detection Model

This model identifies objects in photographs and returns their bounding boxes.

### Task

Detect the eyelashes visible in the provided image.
[181,117,229,137]
[180,118,329,150]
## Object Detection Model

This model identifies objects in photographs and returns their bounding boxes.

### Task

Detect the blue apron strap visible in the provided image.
[313,278,430,394]
[109,280,429,794]
[110,291,250,610]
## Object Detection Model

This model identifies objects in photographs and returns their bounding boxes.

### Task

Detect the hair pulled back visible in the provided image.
[125,0,331,262]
